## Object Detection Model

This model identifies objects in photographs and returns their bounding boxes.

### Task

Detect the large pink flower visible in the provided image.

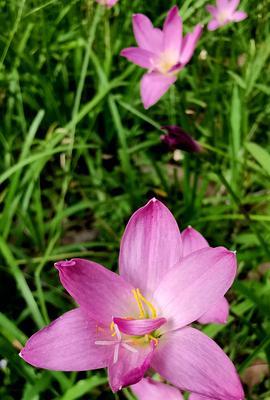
[121,6,202,109]
[20,199,244,399]
[206,0,247,31]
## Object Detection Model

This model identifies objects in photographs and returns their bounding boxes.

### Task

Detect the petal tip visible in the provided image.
[54,259,76,270]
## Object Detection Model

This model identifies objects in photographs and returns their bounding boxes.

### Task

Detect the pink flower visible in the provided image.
[96,0,118,8]
[20,199,244,399]
[132,377,184,399]
[121,6,202,109]
[206,0,247,31]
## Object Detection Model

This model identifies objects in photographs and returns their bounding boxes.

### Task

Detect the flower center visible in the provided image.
[218,10,229,24]
[156,52,178,75]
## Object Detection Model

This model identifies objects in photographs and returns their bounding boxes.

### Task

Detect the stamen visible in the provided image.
[95,340,116,346]
[148,335,159,346]
[136,289,157,319]
[110,321,117,337]
[122,343,138,353]
[132,289,146,318]
[113,343,120,364]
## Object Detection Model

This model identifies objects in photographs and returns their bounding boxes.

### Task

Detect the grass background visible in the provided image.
[0,0,270,398]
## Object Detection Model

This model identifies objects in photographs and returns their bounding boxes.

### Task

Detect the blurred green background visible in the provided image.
[0,0,270,398]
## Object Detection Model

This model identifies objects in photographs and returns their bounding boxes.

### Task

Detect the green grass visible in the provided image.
[0,0,270,398]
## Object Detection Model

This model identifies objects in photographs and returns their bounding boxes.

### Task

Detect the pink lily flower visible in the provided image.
[96,0,118,8]
[20,199,244,399]
[121,6,202,109]
[132,377,184,399]
[206,0,247,31]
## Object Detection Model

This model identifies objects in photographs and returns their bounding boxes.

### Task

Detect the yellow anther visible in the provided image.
[136,289,157,319]
[110,321,117,337]
[132,289,146,318]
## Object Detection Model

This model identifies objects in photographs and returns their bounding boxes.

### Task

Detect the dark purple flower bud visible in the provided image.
[161,125,202,153]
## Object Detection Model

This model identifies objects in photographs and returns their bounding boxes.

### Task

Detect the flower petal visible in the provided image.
[181,226,209,257]
[198,296,229,324]
[140,72,176,109]
[206,5,218,17]
[153,247,237,331]
[179,25,203,65]
[120,47,155,69]
[132,377,184,400]
[227,0,240,12]
[55,259,136,325]
[119,198,182,296]
[151,327,244,400]
[108,341,155,392]
[20,308,112,371]
[231,11,247,21]
[217,0,229,9]
[113,317,166,336]
[207,19,220,31]
[163,6,182,60]
[132,14,163,53]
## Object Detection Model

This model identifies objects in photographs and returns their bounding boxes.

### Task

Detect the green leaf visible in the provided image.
[246,142,270,176]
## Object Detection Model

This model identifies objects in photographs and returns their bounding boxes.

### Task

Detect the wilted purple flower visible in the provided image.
[96,0,118,7]
[161,125,202,153]
[20,199,243,399]
[206,0,247,31]
[121,6,202,109]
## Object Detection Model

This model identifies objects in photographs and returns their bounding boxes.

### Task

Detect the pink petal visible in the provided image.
[20,308,112,370]
[108,341,155,392]
[120,47,155,69]
[198,296,229,324]
[153,247,237,331]
[132,377,184,400]
[113,317,166,336]
[163,6,182,61]
[132,14,163,53]
[206,5,218,17]
[231,11,247,21]
[151,327,244,400]
[119,198,182,296]
[181,226,209,257]
[140,72,177,109]
[180,25,203,66]
[189,395,212,400]
[55,259,137,325]
[207,19,220,31]
[227,0,240,12]
[217,0,229,9]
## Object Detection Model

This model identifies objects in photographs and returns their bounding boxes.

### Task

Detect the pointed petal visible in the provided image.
[163,6,182,60]
[140,72,176,109]
[217,0,229,8]
[181,226,209,257]
[132,377,184,400]
[179,25,203,65]
[119,198,182,296]
[207,19,220,31]
[113,317,166,336]
[20,309,112,371]
[108,341,155,392]
[231,11,247,21]
[227,0,240,11]
[198,296,229,324]
[151,327,244,400]
[153,247,237,331]
[206,5,218,17]
[55,259,136,325]
[120,47,155,69]
[132,14,163,53]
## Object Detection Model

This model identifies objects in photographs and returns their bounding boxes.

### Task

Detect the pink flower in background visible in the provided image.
[121,6,202,109]
[20,199,243,399]
[206,0,247,31]
[96,0,118,8]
